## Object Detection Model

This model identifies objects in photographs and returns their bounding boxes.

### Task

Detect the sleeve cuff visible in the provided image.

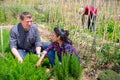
[10,46,17,49]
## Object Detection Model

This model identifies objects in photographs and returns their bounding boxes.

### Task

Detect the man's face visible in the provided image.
[20,15,32,30]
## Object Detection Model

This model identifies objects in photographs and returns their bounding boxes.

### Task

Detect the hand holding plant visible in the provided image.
[18,57,23,63]
[35,51,47,67]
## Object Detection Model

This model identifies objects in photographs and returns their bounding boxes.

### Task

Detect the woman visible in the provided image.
[35,27,80,67]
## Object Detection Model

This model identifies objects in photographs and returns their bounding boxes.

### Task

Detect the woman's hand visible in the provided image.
[35,51,47,67]
[35,61,41,67]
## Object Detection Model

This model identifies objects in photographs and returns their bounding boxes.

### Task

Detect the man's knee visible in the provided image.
[17,49,27,59]
[41,42,51,51]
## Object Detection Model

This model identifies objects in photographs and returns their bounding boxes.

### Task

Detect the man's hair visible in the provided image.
[19,12,31,20]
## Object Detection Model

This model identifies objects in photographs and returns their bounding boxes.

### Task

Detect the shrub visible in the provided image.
[97,70,120,80]
[98,43,120,63]
[0,29,10,52]
[54,53,83,80]
[97,43,120,69]
[0,53,49,80]
[96,19,120,42]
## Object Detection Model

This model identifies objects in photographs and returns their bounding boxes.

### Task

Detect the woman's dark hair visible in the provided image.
[54,27,72,45]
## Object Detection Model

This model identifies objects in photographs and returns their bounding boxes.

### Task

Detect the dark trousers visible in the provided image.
[88,15,96,31]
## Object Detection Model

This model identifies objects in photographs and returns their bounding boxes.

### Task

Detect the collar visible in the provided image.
[19,23,31,32]
[55,41,66,48]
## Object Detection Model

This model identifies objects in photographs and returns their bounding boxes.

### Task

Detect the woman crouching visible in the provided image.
[35,27,80,67]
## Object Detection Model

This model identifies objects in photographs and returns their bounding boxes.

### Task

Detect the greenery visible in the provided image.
[97,43,120,64]
[0,1,65,26]
[0,53,49,80]
[54,53,83,80]
[97,70,120,80]
[0,29,10,52]
[96,19,120,42]
[0,2,36,24]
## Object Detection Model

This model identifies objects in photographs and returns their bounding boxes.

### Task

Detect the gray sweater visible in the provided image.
[10,23,42,53]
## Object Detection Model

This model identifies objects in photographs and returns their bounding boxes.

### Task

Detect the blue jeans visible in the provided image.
[47,49,55,66]
[18,49,27,59]
[47,49,62,66]
[47,50,80,66]
[41,42,51,50]
[17,42,51,59]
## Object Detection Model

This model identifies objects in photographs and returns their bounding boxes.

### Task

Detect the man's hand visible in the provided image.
[11,48,23,63]
[36,47,41,57]
[18,57,23,63]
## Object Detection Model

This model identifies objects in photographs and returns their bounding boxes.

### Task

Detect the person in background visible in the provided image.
[35,27,80,67]
[79,5,97,31]
[10,11,50,63]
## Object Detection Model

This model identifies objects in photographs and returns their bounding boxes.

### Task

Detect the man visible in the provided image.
[10,12,50,62]
[79,5,97,31]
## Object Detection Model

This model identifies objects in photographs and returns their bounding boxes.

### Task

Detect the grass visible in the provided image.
[0,53,49,80]
[0,29,10,53]
[97,70,120,80]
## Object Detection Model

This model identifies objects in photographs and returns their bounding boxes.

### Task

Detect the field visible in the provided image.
[0,0,120,80]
